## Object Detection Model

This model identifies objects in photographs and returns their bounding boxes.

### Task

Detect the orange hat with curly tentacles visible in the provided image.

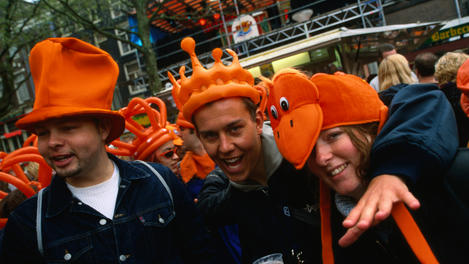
[107,97,177,161]
[169,37,260,122]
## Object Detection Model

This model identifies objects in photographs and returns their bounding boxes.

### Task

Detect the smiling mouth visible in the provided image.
[330,163,348,176]
[223,156,242,168]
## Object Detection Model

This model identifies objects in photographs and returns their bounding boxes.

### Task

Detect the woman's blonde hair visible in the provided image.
[434,52,469,85]
[378,54,415,91]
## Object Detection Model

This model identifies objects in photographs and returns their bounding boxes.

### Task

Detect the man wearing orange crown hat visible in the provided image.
[172,37,322,263]
[171,77,241,264]
[0,38,216,263]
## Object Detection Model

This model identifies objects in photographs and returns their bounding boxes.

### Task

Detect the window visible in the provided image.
[110,1,124,19]
[15,72,31,104]
[116,29,134,56]
[95,33,107,44]
[6,122,17,133]
[124,60,147,95]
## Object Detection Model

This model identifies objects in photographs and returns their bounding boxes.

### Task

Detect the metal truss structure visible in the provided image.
[158,0,396,84]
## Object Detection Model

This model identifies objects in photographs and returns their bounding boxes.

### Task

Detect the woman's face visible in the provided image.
[307,127,366,200]
[153,141,180,175]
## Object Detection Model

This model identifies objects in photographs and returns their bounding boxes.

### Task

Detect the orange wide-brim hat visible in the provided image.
[15,37,125,143]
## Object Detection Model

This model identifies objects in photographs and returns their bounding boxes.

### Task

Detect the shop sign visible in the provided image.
[232,15,259,43]
[431,24,469,42]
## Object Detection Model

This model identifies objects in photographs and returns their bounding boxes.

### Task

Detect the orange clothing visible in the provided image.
[180,151,215,183]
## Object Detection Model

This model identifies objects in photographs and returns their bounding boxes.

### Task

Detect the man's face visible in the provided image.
[35,117,110,183]
[381,49,397,60]
[193,97,263,183]
[179,126,198,151]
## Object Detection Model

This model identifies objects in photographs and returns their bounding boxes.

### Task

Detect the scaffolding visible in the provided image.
[158,0,396,83]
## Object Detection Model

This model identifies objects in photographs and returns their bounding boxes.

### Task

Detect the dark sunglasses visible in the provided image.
[159,148,177,159]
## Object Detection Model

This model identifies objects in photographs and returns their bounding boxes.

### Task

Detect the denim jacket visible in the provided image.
[0,155,216,263]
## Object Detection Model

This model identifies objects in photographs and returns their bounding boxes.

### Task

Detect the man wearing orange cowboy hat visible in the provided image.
[0,37,216,263]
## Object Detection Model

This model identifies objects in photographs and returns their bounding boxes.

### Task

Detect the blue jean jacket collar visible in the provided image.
[45,154,152,218]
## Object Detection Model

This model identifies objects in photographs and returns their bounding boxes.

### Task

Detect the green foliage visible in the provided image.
[0,0,55,119]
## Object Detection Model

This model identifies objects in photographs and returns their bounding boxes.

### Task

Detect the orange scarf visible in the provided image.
[180,151,215,183]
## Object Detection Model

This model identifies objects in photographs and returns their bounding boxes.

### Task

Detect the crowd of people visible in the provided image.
[0,36,467,264]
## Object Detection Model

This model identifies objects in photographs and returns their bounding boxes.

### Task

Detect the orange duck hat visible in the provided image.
[169,37,261,122]
[456,58,469,117]
[107,97,175,161]
[15,37,125,143]
[264,69,388,169]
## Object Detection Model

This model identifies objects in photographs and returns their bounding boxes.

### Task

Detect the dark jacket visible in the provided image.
[379,82,469,147]
[378,83,408,106]
[198,164,321,264]
[372,83,459,183]
[330,193,419,264]
[440,82,469,146]
[372,83,465,263]
[197,128,321,264]
[0,155,216,264]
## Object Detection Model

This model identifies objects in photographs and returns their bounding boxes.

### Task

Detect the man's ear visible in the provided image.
[255,109,264,135]
[97,119,112,142]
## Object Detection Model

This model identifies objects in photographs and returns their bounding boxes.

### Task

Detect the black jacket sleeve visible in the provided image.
[196,168,238,226]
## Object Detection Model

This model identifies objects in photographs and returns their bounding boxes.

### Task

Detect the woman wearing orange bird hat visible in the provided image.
[264,69,466,263]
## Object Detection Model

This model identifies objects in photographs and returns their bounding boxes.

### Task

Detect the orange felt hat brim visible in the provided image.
[273,104,322,169]
[16,106,125,144]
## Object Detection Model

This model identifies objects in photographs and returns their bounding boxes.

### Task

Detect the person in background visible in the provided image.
[414,52,438,84]
[0,37,216,263]
[369,43,418,92]
[265,69,462,263]
[435,52,469,147]
[369,43,397,91]
[175,113,214,199]
[108,97,182,175]
[378,54,417,106]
